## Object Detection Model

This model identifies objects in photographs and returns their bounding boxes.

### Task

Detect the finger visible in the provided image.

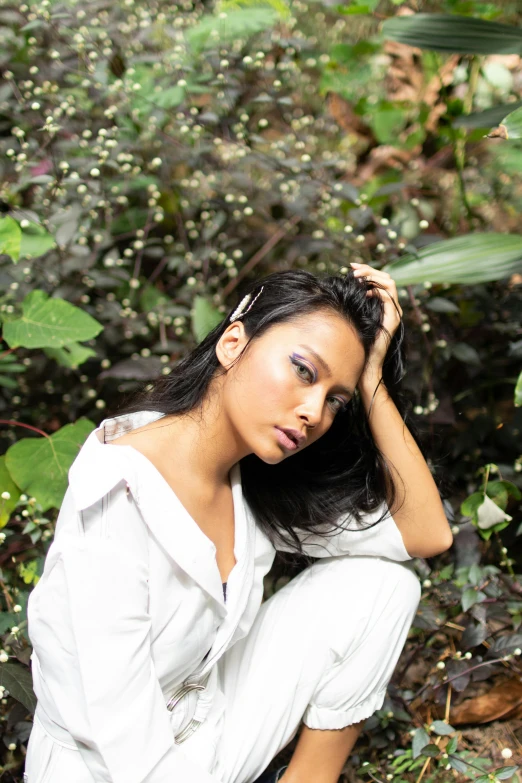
[354,269,394,285]
[351,263,392,277]
[353,270,394,286]
[365,286,403,316]
[361,278,398,297]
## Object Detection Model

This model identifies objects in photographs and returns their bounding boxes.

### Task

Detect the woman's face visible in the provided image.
[216,311,367,464]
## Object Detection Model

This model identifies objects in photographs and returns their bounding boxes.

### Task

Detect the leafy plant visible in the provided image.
[0,0,521,779]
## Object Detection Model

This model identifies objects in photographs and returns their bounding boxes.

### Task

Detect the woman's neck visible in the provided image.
[166,409,247,486]
[138,385,250,491]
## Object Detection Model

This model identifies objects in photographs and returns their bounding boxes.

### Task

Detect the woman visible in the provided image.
[24,266,452,783]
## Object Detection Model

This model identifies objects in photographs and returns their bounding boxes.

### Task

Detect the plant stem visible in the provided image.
[453,56,481,224]
[0,420,49,439]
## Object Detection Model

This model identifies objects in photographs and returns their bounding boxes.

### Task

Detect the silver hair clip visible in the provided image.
[229,286,264,322]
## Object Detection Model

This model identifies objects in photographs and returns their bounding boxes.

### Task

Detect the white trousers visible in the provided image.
[25,555,420,783]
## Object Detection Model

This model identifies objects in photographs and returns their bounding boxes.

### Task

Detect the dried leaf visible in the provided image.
[450,678,522,725]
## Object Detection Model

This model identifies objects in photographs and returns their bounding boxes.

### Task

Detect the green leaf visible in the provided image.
[0,376,18,389]
[18,222,56,260]
[19,559,41,586]
[186,5,283,55]
[335,0,380,12]
[0,456,21,528]
[462,588,486,612]
[0,216,22,261]
[468,563,482,587]
[448,755,469,774]
[370,105,408,145]
[454,101,522,129]
[140,285,170,313]
[489,106,522,141]
[221,0,289,13]
[420,743,440,757]
[515,370,522,407]
[488,480,521,502]
[412,727,430,759]
[337,5,372,14]
[446,736,458,754]
[44,342,97,369]
[452,342,481,366]
[191,296,224,342]
[382,234,522,285]
[430,720,455,735]
[382,14,522,55]
[0,217,56,263]
[153,85,186,109]
[425,297,460,314]
[0,662,36,713]
[0,613,20,635]
[495,766,519,780]
[5,419,95,511]
[461,492,483,521]
[3,290,103,349]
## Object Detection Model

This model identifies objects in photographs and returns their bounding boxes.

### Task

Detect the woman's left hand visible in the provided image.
[350,262,403,386]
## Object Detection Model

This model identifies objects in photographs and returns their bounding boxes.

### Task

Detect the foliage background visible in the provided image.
[0,0,521,780]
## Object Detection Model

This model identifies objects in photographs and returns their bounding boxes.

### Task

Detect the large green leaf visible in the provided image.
[0,456,20,528]
[0,217,21,260]
[0,662,36,713]
[382,14,522,55]
[2,290,103,349]
[430,720,455,736]
[454,101,522,129]
[383,234,522,285]
[0,217,55,263]
[18,222,56,260]
[192,296,224,342]
[489,105,522,140]
[412,728,430,759]
[44,342,97,369]
[186,5,282,55]
[495,768,520,781]
[5,419,95,511]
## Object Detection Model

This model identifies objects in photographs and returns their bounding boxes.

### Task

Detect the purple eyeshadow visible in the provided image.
[292,353,317,381]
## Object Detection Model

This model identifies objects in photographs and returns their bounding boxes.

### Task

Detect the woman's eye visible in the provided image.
[292,359,314,382]
[328,397,348,414]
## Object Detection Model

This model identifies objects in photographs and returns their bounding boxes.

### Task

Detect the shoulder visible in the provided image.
[68,423,134,511]
[68,410,167,511]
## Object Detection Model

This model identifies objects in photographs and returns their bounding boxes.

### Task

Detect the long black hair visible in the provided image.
[113,269,431,554]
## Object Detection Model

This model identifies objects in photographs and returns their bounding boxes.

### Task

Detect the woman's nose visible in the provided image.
[296,392,324,428]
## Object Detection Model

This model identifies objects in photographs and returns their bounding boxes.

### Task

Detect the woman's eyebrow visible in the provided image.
[297,344,354,396]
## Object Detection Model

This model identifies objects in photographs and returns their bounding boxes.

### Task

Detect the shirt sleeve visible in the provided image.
[275,502,413,561]
[31,484,218,783]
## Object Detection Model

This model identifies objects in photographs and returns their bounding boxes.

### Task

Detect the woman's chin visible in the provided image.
[245,431,293,464]
[253,444,290,465]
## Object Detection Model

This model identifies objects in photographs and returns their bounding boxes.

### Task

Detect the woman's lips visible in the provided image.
[275,427,299,451]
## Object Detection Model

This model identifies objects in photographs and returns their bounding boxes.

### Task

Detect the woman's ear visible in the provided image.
[215,322,249,370]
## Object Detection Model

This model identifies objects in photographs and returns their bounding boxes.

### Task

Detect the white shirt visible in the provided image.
[27,411,413,783]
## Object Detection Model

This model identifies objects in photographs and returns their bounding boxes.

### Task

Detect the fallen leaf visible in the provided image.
[450,677,522,725]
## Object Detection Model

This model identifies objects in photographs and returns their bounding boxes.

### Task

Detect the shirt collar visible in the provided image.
[68,410,254,608]
[68,411,165,512]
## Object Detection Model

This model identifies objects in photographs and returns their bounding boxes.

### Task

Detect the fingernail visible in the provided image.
[350,262,361,266]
